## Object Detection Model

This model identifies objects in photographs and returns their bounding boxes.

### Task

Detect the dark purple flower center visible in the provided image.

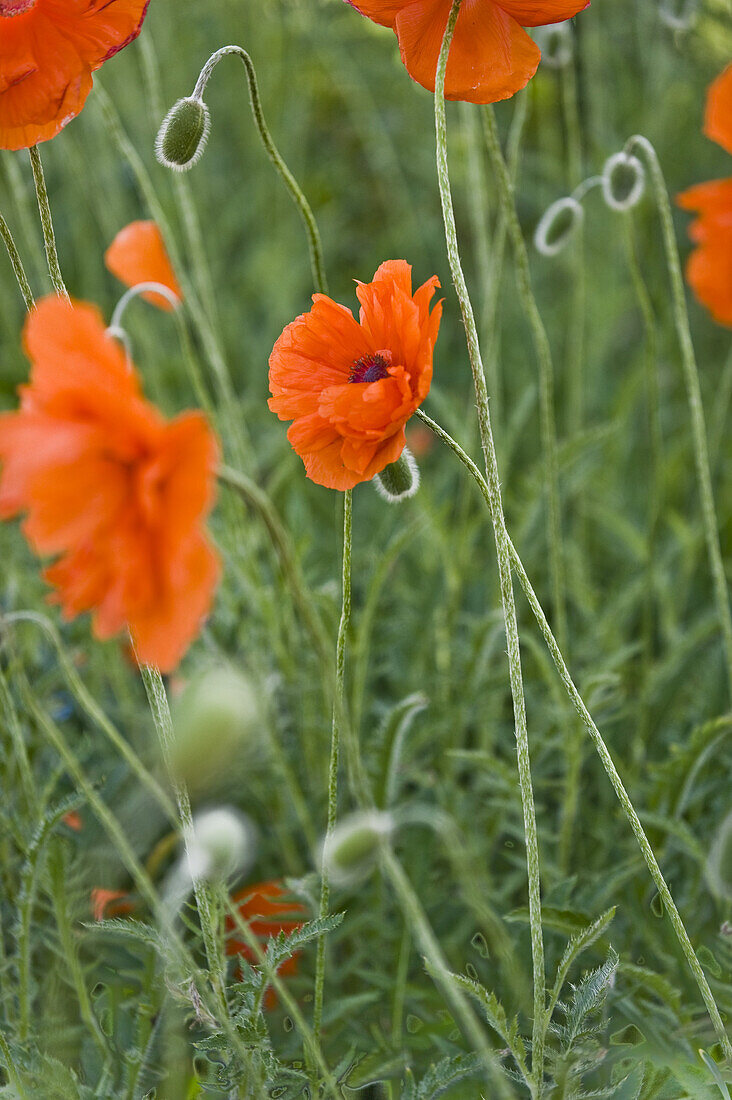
[0,0,36,14]
[349,353,390,385]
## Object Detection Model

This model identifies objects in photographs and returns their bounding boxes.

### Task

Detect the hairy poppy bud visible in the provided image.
[602,151,646,212]
[534,197,584,257]
[534,22,573,69]
[659,0,697,31]
[374,448,420,503]
[155,96,210,172]
[170,667,262,795]
[322,811,393,887]
[187,807,255,883]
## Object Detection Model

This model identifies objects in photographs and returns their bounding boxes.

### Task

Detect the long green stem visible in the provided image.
[627,134,732,700]
[414,406,732,1062]
[137,661,229,1021]
[192,46,327,296]
[312,488,352,1046]
[28,146,68,300]
[434,5,545,1091]
[482,106,566,655]
[0,212,34,310]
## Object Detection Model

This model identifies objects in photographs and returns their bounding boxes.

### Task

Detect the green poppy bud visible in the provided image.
[187,807,255,883]
[170,666,262,796]
[322,811,393,887]
[155,96,210,172]
[374,447,420,503]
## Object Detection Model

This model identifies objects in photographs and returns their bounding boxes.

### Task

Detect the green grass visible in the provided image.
[0,0,731,1096]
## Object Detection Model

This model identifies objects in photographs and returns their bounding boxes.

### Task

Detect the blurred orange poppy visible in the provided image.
[105,221,182,311]
[0,0,150,151]
[91,888,134,922]
[678,63,732,327]
[226,880,305,1009]
[0,295,220,672]
[345,0,589,103]
[268,260,442,490]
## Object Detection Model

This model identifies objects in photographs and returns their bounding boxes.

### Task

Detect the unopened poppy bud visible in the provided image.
[374,448,420,503]
[659,0,697,31]
[322,811,393,887]
[534,22,573,69]
[602,151,646,212]
[171,667,262,795]
[534,197,584,257]
[155,96,210,172]
[187,807,255,883]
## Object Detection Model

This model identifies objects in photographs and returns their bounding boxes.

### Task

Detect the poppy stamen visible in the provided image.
[0,0,36,14]
[349,353,390,385]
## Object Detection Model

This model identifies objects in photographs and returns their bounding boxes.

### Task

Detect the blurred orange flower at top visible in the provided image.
[105,221,182,312]
[678,63,732,328]
[345,0,589,104]
[269,260,442,491]
[226,880,305,1010]
[0,296,221,672]
[0,0,150,151]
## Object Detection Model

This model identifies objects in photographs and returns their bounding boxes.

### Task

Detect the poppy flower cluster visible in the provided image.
[678,63,732,327]
[345,0,590,104]
[0,0,150,151]
[0,296,220,672]
[226,880,305,1009]
[268,260,442,490]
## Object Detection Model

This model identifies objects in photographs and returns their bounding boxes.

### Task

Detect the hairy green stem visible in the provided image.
[193,46,327,296]
[627,133,732,700]
[0,212,34,310]
[0,1031,27,1099]
[28,146,68,300]
[435,4,545,1091]
[137,661,229,1021]
[482,106,566,656]
[415,406,732,1062]
[313,488,352,1047]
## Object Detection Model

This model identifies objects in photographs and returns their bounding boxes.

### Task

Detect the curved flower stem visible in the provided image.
[312,488,352,1049]
[28,146,69,300]
[381,847,515,1099]
[414,406,732,1063]
[481,106,567,655]
[193,46,327,296]
[137,660,229,1022]
[435,5,545,1091]
[0,212,34,310]
[626,133,732,700]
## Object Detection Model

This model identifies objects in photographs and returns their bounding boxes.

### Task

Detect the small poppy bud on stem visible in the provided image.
[373,448,420,502]
[322,811,393,887]
[534,22,573,69]
[155,96,210,172]
[602,151,646,212]
[186,807,256,884]
[534,196,584,257]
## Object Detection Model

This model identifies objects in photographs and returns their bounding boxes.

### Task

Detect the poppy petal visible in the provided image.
[496,0,590,27]
[704,62,732,156]
[394,0,540,104]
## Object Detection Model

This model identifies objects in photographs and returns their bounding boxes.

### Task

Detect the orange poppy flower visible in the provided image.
[345,0,589,103]
[268,260,442,490]
[105,221,182,311]
[678,64,732,327]
[91,888,134,922]
[226,880,305,1010]
[0,295,220,672]
[0,0,150,151]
